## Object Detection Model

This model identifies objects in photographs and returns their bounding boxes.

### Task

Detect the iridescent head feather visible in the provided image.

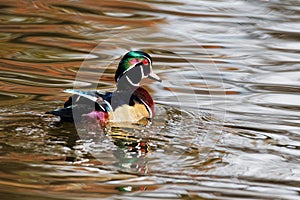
[115,51,153,82]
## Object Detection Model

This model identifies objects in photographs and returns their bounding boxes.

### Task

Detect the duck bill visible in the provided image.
[148,71,162,82]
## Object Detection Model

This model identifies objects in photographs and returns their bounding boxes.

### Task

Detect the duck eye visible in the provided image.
[142,59,149,65]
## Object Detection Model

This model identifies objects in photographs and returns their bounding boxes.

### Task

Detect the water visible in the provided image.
[1,0,300,199]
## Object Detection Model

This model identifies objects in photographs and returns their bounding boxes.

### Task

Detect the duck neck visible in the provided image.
[111,84,139,110]
[116,83,138,92]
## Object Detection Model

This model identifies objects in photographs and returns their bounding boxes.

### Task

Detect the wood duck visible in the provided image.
[46,51,161,124]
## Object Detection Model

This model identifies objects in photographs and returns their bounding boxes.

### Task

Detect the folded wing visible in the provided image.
[46,89,112,122]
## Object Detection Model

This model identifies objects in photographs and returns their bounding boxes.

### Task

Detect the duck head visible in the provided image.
[115,51,161,89]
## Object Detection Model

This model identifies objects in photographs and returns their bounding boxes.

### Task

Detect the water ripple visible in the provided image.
[1,0,300,199]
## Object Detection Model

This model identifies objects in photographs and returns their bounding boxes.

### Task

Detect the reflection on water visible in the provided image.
[1,0,300,199]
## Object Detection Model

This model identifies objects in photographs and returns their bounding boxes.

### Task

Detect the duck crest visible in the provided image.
[46,51,161,124]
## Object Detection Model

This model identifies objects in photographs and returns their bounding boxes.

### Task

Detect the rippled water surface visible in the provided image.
[1,0,300,199]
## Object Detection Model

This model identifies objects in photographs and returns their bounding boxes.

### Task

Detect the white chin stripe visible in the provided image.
[125,65,148,87]
[126,75,140,87]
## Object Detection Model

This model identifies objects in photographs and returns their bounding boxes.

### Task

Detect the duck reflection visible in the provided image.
[111,127,151,175]
[48,118,152,175]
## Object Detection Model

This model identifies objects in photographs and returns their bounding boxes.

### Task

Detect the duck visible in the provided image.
[46,51,161,125]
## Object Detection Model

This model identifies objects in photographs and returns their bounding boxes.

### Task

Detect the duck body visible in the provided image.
[47,51,160,124]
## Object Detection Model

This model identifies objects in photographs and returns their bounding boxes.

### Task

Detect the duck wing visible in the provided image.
[46,89,112,122]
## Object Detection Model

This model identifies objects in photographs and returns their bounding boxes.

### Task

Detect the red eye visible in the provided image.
[142,59,149,65]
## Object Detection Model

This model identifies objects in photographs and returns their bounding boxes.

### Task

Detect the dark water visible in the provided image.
[1,0,300,199]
